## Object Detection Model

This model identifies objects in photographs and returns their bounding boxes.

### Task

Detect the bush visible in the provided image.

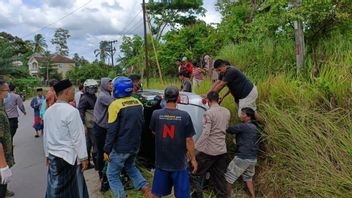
[11,77,42,97]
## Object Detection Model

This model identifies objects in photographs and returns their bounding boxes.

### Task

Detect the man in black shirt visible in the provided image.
[150,86,197,198]
[225,108,260,198]
[208,59,260,120]
[179,71,192,92]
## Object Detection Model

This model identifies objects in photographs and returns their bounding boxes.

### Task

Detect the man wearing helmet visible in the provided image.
[78,79,98,170]
[149,86,198,198]
[104,77,152,198]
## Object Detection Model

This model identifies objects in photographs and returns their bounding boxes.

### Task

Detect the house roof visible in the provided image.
[31,54,75,64]
[51,54,75,63]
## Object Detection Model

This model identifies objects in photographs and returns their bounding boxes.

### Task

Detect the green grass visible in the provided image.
[114,32,352,197]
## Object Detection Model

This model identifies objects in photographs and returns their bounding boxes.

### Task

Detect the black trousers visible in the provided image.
[93,124,107,177]
[8,118,18,140]
[0,184,7,198]
[191,152,228,198]
[86,127,97,166]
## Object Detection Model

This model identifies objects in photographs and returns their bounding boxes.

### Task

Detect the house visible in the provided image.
[12,61,23,67]
[28,54,75,78]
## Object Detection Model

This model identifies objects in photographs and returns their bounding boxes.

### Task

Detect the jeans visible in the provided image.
[0,184,7,198]
[107,150,147,198]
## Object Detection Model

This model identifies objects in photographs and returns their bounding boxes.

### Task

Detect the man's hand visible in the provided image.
[0,166,12,184]
[80,160,89,172]
[46,158,49,167]
[190,159,198,174]
[103,153,110,162]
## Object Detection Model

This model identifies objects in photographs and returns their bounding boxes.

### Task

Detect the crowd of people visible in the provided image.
[0,57,261,198]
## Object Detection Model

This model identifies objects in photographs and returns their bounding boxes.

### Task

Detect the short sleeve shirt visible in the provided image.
[181,79,192,92]
[218,66,253,103]
[150,108,195,171]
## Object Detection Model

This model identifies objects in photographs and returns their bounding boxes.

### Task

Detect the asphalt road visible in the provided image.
[6,100,106,198]
[7,101,46,198]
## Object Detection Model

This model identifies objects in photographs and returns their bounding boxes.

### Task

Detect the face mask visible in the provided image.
[3,93,11,105]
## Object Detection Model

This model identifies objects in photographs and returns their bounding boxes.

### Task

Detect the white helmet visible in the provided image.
[182,56,187,62]
[84,79,98,87]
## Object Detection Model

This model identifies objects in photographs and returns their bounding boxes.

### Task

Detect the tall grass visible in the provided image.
[217,33,352,197]
[123,33,352,197]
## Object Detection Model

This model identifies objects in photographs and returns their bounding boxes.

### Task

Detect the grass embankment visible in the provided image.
[119,34,352,198]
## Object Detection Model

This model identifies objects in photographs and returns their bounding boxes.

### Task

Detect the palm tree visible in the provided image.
[94,41,110,63]
[32,34,47,54]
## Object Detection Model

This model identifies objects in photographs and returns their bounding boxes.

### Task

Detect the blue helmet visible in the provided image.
[113,77,133,98]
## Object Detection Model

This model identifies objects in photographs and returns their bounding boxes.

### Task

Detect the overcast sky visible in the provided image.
[0,0,222,62]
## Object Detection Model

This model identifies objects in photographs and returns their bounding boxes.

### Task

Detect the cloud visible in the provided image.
[101,0,123,10]
[43,0,74,8]
[0,0,221,61]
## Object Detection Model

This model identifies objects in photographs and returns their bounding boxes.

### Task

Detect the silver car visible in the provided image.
[137,89,208,167]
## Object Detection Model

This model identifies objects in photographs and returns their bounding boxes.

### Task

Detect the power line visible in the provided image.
[124,18,144,35]
[22,0,94,39]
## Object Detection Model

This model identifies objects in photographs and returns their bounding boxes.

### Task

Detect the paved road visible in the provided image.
[8,101,46,198]
[6,101,106,198]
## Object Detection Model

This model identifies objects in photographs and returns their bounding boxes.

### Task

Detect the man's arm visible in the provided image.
[68,110,88,161]
[104,121,119,155]
[78,97,87,124]
[195,113,211,150]
[210,80,227,93]
[186,137,197,173]
[16,95,26,115]
[0,143,7,168]
[100,95,114,107]
[226,124,245,135]
[104,104,120,154]
[30,98,37,109]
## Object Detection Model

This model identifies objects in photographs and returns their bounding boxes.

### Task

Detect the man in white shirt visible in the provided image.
[43,79,89,198]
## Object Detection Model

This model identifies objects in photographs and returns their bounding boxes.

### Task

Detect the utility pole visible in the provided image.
[142,0,149,87]
[107,40,118,67]
[291,0,305,74]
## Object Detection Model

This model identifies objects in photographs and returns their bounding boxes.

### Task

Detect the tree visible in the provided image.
[117,35,145,74]
[51,28,71,56]
[32,34,47,54]
[66,63,110,83]
[0,32,33,76]
[39,51,62,82]
[94,41,111,64]
[73,53,89,67]
[147,0,205,40]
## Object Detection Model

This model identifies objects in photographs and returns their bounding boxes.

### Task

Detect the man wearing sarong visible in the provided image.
[30,88,45,137]
[43,79,89,198]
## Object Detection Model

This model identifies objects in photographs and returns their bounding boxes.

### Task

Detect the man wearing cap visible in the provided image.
[43,79,89,198]
[30,88,45,137]
[149,86,197,198]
